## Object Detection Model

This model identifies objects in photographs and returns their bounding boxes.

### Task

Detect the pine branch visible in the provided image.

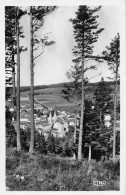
[33,50,44,61]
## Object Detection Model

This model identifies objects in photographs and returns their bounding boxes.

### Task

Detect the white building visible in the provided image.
[20,118,29,122]
[69,121,75,126]
[104,114,111,128]
[48,109,57,124]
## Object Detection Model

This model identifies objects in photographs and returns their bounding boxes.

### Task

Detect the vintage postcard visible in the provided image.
[0,0,126,194]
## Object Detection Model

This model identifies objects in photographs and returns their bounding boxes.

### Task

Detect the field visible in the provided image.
[6,148,120,191]
[21,89,76,112]
[20,82,120,112]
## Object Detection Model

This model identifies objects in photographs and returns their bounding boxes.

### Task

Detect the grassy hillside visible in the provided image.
[19,81,120,112]
[6,148,120,191]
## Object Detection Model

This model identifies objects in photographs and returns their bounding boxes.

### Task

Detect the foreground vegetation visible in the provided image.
[6,148,120,191]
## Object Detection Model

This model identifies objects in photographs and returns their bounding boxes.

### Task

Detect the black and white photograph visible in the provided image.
[1,0,126,193]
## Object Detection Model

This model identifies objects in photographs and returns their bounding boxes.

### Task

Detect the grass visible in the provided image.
[20,93,76,112]
[6,148,120,191]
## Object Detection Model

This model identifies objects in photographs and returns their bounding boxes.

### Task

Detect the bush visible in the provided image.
[6,125,17,148]
[46,133,55,153]
[103,160,120,176]
[6,149,21,170]
[35,133,47,154]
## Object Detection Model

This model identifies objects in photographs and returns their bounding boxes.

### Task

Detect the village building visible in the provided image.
[48,109,58,124]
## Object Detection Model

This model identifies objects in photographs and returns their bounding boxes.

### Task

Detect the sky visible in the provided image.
[19,5,119,86]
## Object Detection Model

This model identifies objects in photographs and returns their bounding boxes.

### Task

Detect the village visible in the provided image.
[7,96,120,142]
[9,100,80,139]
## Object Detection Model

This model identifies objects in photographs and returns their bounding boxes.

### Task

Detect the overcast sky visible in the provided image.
[19,6,119,86]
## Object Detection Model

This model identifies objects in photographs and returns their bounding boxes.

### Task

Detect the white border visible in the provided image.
[0,0,126,194]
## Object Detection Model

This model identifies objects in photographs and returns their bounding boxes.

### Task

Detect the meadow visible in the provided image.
[6,148,120,191]
[20,82,120,112]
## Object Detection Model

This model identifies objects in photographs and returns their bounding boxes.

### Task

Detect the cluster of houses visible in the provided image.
[9,102,78,138]
[7,99,120,140]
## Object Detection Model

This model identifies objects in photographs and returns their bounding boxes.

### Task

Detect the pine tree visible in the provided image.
[102,33,120,163]
[94,77,113,128]
[93,78,113,160]
[16,6,21,150]
[61,64,81,159]
[29,6,56,154]
[5,6,27,151]
[70,6,104,161]
[83,99,101,162]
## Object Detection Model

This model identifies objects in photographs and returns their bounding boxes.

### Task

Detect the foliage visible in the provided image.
[70,5,104,160]
[61,66,81,104]
[5,6,27,86]
[46,133,55,154]
[94,77,113,121]
[92,78,113,159]
[62,135,74,157]
[70,5,104,69]
[81,78,114,160]
[83,99,101,160]
[102,33,120,80]
[6,125,17,148]
[54,137,63,154]
[102,33,120,162]
[35,133,47,154]
[31,6,57,63]
[6,148,120,191]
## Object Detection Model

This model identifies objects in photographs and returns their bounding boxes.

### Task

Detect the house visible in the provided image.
[20,118,29,122]
[104,114,111,128]
[53,121,66,137]
[116,122,120,131]
[69,121,75,126]
[104,114,111,121]
[20,124,27,130]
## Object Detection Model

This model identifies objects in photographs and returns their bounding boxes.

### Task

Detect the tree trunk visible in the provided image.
[113,42,119,164]
[88,144,91,162]
[16,7,21,151]
[107,134,110,160]
[78,22,85,161]
[78,55,84,161]
[29,6,35,154]
[73,100,77,159]
[113,77,117,163]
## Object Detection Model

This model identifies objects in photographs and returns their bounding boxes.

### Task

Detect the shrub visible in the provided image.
[46,133,55,153]
[6,125,17,148]
[35,133,47,154]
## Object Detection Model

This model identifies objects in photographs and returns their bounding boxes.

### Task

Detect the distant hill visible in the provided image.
[19,80,119,92]
[6,80,120,100]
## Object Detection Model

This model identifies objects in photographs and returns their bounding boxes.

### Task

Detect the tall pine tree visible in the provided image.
[29,6,56,154]
[5,6,27,151]
[70,6,104,161]
[102,33,120,163]
[93,78,113,160]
